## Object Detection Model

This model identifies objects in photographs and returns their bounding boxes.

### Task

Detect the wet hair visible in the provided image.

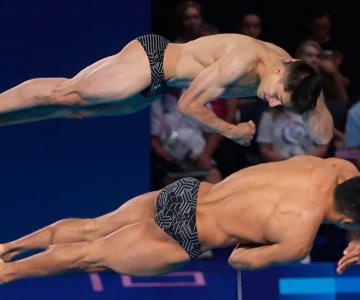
[283,61,322,114]
[335,176,360,223]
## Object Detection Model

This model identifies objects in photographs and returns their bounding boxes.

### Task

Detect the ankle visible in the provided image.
[0,260,12,284]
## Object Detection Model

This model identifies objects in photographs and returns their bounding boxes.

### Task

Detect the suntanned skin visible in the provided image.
[0,156,357,283]
[0,34,332,144]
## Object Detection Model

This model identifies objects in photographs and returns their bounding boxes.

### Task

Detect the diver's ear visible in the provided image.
[274,66,286,76]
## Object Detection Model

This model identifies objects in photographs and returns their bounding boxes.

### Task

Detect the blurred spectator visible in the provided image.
[296,40,349,103]
[295,40,349,152]
[257,107,328,161]
[307,8,337,51]
[306,7,351,99]
[238,12,262,39]
[175,1,204,42]
[151,90,221,190]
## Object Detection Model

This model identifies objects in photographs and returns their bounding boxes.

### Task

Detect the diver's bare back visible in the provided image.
[166,33,291,94]
[196,156,354,251]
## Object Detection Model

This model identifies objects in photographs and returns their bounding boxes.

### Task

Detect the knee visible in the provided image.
[18,78,71,105]
[78,241,105,271]
[81,219,99,241]
[52,218,95,241]
[46,242,92,270]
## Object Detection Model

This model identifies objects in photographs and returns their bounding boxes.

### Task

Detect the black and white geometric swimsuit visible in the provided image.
[136,34,170,97]
[154,177,204,259]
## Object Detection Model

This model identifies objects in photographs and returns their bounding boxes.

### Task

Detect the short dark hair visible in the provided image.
[335,176,360,223]
[283,61,322,114]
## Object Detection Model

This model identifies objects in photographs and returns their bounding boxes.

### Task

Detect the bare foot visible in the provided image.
[0,244,21,262]
[0,258,5,284]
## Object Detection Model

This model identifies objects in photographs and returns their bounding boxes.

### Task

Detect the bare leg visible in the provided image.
[0,40,152,126]
[0,191,159,262]
[0,221,190,284]
[0,55,114,115]
[0,242,102,284]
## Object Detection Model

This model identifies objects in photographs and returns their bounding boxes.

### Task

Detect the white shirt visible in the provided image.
[151,93,206,159]
[256,110,317,158]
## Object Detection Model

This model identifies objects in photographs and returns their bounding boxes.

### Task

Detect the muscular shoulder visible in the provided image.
[262,41,291,59]
[192,34,262,57]
[287,155,328,172]
[285,155,338,192]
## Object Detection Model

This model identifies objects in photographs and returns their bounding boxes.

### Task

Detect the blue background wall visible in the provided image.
[0,0,151,241]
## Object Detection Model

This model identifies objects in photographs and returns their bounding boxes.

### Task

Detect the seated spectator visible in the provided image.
[175,1,204,42]
[237,12,262,39]
[295,40,349,104]
[151,89,222,190]
[305,7,351,127]
[295,40,349,157]
[257,107,328,161]
[307,8,338,51]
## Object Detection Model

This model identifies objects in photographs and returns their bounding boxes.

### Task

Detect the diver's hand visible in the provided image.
[227,121,256,146]
[337,240,360,274]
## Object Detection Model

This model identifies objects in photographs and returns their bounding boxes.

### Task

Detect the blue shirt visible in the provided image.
[345,101,360,148]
